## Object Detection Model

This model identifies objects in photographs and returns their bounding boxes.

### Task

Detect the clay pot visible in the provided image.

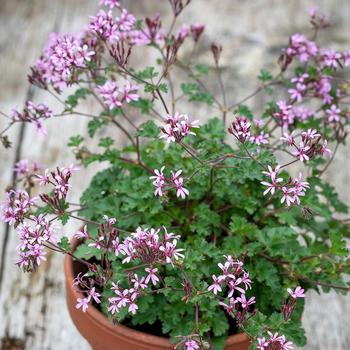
[64,238,250,350]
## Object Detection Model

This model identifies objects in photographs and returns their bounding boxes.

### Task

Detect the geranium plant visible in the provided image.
[1,1,350,349]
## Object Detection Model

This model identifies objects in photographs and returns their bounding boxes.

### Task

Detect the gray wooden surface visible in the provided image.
[0,1,349,349]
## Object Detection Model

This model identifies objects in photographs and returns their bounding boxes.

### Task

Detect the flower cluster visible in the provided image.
[150,167,189,199]
[76,224,185,315]
[16,215,58,272]
[257,331,294,350]
[89,8,138,44]
[116,226,185,265]
[160,112,199,144]
[175,338,201,350]
[261,166,310,207]
[208,256,255,326]
[0,190,35,226]
[228,116,251,143]
[29,32,95,91]
[99,0,120,9]
[11,101,53,135]
[14,159,41,177]
[228,116,270,146]
[285,33,318,63]
[74,273,102,312]
[97,80,139,109]
[281,128,332,162]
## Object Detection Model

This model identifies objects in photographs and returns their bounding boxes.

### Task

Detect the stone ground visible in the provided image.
[0,1,349,349]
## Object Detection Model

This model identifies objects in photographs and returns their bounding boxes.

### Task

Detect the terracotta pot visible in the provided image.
[64,238,250,350]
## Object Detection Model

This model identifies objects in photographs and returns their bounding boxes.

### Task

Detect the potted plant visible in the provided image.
[1,1,349,349]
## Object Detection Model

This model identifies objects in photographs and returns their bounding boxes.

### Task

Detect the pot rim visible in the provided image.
[64,237,249,347]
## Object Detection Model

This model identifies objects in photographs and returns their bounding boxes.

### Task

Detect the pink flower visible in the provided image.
[219,297,237,315]
[131,274,147,291]
[112,237,121,256]
[292,106,313,121]
[301,128,320,141]
[29,33,95,91]
[76,297,89,312]
[145,267,159,286]
[173,176,189,199]
[176,24,190,40]
[88,287,101,304]
[250,132,269,146]
[116,9,136,32]
[150,167,166,197]
[343,51,350,66]
[14,160,30,176]
[274,101,294,127]
[190,24,205,42]
[97,81,122,109]
[288,82,306,102]
[292,141,310,162]
[185,340,200,350]
[160,112,199,144]
[128,296,139,315]
[280,132,295,146]
[320,140,332,157]
[256,337,268,350]
[280,187,294,207]
[121,81,139,103]
[228,116,251,143]
[227,278,246,296]
[208,275,222,295]
[1,190,35,226]
[99,0,120,8]
[236,294,255,309]
[261,165,283,196]
[287,286,305,299]
[326,105,341,123]
[88,236,105,249]
[321,48,342,68]
[287,33,318,62]
[75,225,89,239]
[89,10,119,42]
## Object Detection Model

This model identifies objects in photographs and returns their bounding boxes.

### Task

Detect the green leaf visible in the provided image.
[211,336,227,350]
[59,213,70,225]
[136,66,159,80]
[195,64,210,75]
[129,98,153,114]
[181,83,214,105]
[258,68,273,82]
[65,88,90,109]
[137,120,160,138]
[88,118,105,138]
[234,105,254,119]
[58,237,71,251]
[99,137,114,148]
[68,135,84,147]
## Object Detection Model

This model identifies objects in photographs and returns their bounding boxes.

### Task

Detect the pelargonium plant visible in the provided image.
[1,1,350,349]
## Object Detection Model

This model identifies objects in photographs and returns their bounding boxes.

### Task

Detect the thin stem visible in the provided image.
[111,119,136,147]
[242,143,265,169]
[156,89,170,114]
[179,141,205,165]
[319,142,339,175]
[67,214,132,234]
[299,276,350,292]
[215,62,227,124]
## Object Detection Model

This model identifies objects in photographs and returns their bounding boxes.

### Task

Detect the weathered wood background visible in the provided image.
[0,1,350,349]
